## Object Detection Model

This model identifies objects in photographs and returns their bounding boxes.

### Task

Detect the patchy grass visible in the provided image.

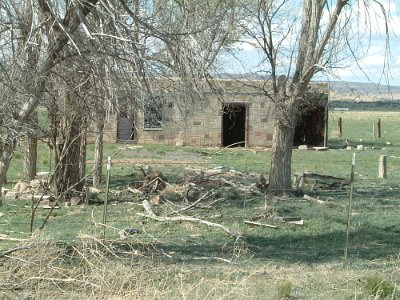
[2,110,400,299]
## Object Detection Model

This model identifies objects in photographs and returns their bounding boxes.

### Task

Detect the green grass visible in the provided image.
[2,110,400,299]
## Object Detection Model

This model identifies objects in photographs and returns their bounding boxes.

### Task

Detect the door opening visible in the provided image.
[293,106,326,146]
[117,117,136,141]
[222,103,246,147]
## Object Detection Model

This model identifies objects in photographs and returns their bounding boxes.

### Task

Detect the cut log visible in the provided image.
[142,200,156,216]
[294,172,349,188]
[275,216,302,222]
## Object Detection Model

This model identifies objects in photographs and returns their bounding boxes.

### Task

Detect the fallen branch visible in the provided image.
[27,276,100,288]
[215,141,245,154]
[0,246,31,258]
[191,256,232,263]
[169,190,215,215]
[303,194,329,205]
[0,235,29,242]
[139,200,240,238]
[220,178,264,196]
[244,221,277,229]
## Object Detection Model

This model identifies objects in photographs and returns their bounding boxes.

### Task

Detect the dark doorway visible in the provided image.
[222,103,246,147]
[293,106,326,146]
[117,117,135,141]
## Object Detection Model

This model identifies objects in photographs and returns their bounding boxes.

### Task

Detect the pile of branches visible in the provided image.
[125,165,268,239]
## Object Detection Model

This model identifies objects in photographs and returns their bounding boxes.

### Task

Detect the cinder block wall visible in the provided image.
[93,79,328,148]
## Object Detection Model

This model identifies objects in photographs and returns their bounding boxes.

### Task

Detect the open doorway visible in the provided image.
[293,106,326,146]
[117,117,136,141]
[222,103,247,147]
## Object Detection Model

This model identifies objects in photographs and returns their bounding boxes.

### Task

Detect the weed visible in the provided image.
[276,280,293,300]
[365,275,395,299]
[13,152,22,159]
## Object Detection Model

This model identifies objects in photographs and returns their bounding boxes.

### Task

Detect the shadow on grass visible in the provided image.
[245,224,400,262]
[156,223,400,264]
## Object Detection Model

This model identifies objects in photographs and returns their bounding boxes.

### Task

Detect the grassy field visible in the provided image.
[1,110,400,299]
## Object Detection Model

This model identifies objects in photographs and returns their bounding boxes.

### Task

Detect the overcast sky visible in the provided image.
[219,1,400,87]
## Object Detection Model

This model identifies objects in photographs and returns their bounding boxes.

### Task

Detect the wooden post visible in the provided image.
[373,119,381,140]
[373,122,375,141]
[102,156,112,239]
[338,117,342,137]
[377,119,381,139]
[379,155,387,179]
[324,103,329,147]
[344,153,356,263]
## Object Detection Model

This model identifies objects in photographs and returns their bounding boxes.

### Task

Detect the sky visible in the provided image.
[219,0,400,87]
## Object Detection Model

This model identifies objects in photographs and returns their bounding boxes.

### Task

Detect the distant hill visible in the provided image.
[217,73,400,103]
[328,82,400,110]
[328,81,400,95]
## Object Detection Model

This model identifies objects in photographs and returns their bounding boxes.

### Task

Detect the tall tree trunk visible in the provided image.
[268,120,296,194]
[53,91,85,199]
[23,110,38,180]
[80,129,87,183]
[92,119,104,188]
[54,120,84,198]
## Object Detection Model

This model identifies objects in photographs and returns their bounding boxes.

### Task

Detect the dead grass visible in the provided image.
[1,235,399,299]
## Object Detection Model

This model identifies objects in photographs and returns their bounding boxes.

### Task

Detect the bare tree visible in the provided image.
[239,0,391,193]
[0,0,240,195]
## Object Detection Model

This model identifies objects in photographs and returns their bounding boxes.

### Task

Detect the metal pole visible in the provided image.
[344,153,356,262]
[102,156,111,239]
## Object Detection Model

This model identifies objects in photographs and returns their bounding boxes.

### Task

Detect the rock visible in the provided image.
[36,172,51,177]
[149,194,160,206]
[119,227,141,239]
[89,187,101,194]
[1,187,9,196]
[298,145,308,150]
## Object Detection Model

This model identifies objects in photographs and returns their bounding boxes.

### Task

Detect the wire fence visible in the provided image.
[2,150,400,241]
[3,109,400,252]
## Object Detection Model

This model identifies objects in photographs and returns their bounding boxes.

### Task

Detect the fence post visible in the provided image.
[373,119,381,140]
[102,156,112,239]
[344,153,356,263]
[373,122,376,140]
[379,155,387,179]
[377,118,381,139]
[338,117,343,137]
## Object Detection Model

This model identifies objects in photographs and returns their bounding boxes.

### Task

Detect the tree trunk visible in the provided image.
[54,121,84,198]
[92,120,104,188]
[23,110,38,181]
[268,120,296,194]
[53,91,85,199]
[79,129,87,189]
[0,139,16,192]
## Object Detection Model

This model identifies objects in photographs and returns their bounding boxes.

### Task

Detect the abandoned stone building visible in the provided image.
[98,79,329,148]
